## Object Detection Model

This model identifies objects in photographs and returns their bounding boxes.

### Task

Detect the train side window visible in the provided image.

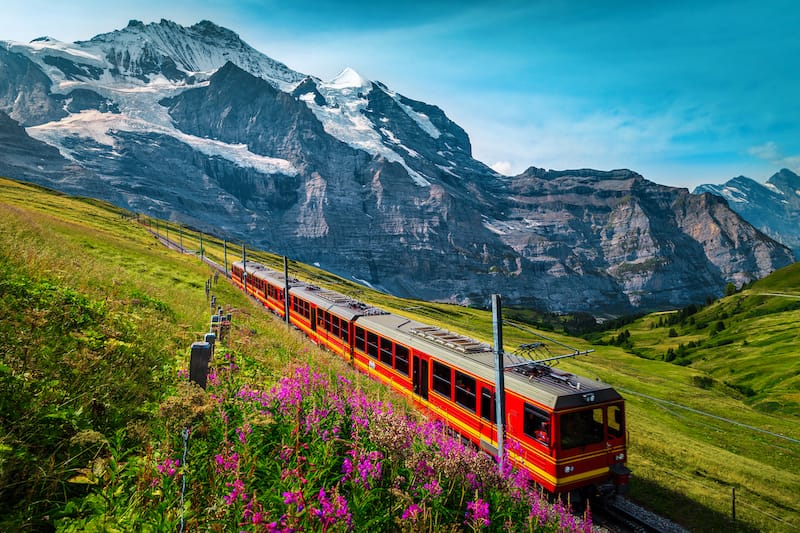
[380,338,393,366]
[607,405,624,438]
[480,388,495,423]
[431,361,452,398]
[332,316,340,338]
[395,344,409,376]
[340,320,349,343]
[560,408,604,450]
[366,331,379,359]
[523,403,550,445]
[355,327,365,352]
[454,371,476,412]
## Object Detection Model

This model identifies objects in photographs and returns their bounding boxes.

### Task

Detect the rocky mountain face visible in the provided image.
[0,19,794,315]
[694,169,800,259]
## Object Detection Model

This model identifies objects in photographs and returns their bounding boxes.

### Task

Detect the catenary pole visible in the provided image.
[223,240,228,276]
[492,294,506,469]
[242,243,247,294]
[284,256,291,327]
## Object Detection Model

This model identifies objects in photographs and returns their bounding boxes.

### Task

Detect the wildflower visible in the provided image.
[283,490,305,511]
[214,447,239,473]
[465,498,491,528]
[312,487,352,531]
[156,458,180,477]
[341,449,383,489]
[402,503,422,522]
[236,422,252,444]
[422,479,442,498]
[341,457,353,478]
[223,478,248,505]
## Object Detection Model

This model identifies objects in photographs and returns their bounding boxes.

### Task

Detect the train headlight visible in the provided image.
[564,465,574,474]
[615,453,625,461]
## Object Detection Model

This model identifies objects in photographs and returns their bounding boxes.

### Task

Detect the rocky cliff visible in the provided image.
[0,19,793,315]
[694,169,800,259]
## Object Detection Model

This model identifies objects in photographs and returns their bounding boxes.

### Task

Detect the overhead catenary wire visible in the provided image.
[503,319,594,361]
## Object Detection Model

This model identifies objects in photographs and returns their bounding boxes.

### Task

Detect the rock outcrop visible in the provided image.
[0,19,794,315]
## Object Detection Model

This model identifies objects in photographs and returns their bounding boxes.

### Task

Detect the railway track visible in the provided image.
[596,497,689,533]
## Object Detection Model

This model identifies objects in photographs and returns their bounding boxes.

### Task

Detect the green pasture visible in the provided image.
[1,177,798,531]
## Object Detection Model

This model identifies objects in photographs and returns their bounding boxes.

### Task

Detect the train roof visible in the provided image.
[290,283,387,322]
[234,260,302,287]
[356,313,622,410]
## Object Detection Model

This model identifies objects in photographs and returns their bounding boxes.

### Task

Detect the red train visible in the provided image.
[231,260,630,499]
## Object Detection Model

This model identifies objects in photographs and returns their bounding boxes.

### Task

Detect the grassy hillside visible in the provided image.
[2,177,799,531]
[144,215,800,532]
[0,178,595,532]
[593,262,800,416]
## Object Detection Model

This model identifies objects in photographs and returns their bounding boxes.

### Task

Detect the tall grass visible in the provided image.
[2,177,799,531]
[0,178,596,531]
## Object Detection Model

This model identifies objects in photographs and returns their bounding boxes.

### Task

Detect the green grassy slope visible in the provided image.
[140,200,800,532]
[2,177,798,531]
[594,262,800,416]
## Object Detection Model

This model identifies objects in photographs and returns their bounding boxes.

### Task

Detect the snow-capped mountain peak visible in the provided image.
[693,169,800,257]
[1,18,795,314]
[326,67,371,89]
[3,19,467,186]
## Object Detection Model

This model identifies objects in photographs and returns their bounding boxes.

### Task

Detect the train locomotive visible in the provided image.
[231,260,630,499]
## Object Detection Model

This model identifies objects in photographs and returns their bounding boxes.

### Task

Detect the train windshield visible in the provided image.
[560,408,604,450]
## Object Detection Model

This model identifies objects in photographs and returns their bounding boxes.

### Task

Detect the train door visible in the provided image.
[478,386,498,456]
[412,356,428,400]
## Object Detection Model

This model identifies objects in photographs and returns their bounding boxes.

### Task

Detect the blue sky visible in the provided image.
[3,0,798,189]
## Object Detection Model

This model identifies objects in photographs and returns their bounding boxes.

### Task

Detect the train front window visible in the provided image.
[560,408,604,450]
[608,404,624,438]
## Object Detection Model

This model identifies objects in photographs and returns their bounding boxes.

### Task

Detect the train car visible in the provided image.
[231,261,298,319]
[230,260,629,499]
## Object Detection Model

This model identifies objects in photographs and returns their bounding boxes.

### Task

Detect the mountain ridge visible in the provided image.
[0,19,793,315]
[694,168,800,259]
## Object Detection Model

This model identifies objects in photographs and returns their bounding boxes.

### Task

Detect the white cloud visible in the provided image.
[748,141,800,173]
[490,161,513,175]
[748,141,781,161]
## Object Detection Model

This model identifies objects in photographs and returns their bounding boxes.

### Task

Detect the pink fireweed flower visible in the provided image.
[214,446,239,473]
[401,503,422,522]
[341,449,383,489]
[236,422,252,444]
[465,498,491,528]
[223,478,248,505]
[422,479,442,498]
[283,490,305,511]
[156,458,180,477]
[311,488,352,531]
